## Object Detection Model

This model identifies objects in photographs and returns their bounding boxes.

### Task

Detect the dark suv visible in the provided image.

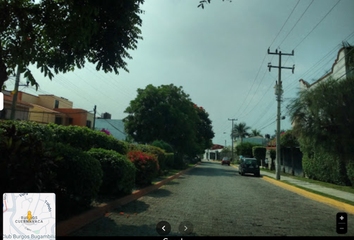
[238,158,260,177]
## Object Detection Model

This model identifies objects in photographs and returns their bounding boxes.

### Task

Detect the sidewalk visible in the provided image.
[259,169,354,203]
[209,159,354,205]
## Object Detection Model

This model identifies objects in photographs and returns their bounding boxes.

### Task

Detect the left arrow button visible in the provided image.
[156,221,171,235]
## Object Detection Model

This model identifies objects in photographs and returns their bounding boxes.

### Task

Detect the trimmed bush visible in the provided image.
[346,160,354,187]
[0,120,129,155]
[236,142,260,158]
[47,124,129,155]
[127,150,159,187]
[87,148,135,196]
[301,145,349,186]
[152,140,174,153]
[128,144,170,175]
[252,146,267,166]
[46,143,103,211]
[165,153,175,169]
[0,123,58,193]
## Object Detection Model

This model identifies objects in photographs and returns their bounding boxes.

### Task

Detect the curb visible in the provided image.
[231,163,354,213]
[262,176,354,215]
[57,162,201,236]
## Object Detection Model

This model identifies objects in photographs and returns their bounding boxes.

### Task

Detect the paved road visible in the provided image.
[71,160,354,236]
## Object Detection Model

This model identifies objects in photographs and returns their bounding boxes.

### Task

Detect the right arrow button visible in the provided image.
[179,221,193,235]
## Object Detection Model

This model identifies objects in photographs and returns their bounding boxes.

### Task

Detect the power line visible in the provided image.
[293,0,342,50]
[269,0,301,49]
[278,0,315,48]
[215,1,301,136]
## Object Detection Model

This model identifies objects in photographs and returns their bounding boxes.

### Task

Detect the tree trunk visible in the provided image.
[291,147,294,176]
[0,42,8,90]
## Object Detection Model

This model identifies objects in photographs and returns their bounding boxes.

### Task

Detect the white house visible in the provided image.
[299,45,353,91]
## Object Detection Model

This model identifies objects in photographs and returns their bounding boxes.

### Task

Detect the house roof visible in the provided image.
[3,94,34,108]
[31,104,64,114]
[299,79,310,88]
[309,47,349,87]
[210,144,224,150]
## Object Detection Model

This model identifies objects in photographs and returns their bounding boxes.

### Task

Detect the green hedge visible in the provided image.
[47,124,129,154]
[301,145,351,186]
[129,144,173,175]
[165,153,175,169]
[252,146,266,166]
[87,148,135,196]
[47,143,103,212]
[346,160,354,187]
[127,150,159,187]
[0,120,129,155]
[0,123,58,193]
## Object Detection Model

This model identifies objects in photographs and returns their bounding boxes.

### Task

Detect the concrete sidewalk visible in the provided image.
[259,169,354,203]
[210,159,354,206]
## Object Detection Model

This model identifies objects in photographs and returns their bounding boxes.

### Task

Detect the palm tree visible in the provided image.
[231,122,251,144]
[288,76,354,185]
[250,129,261,137]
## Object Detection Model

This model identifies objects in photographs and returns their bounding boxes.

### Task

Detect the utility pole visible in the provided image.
[267,48,295,180]
[93,105,96,130]
[10,64,29,120]
[228,118,237,162]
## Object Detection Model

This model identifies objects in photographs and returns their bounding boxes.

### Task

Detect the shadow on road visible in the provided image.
[147,188,172,198]
[71,217,159,236]
[111,199,151,214]
[185,166,238,177]
[239,173,263,178]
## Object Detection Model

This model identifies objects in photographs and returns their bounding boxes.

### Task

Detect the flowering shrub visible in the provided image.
[127,150,159,186]
[100,128,111,135]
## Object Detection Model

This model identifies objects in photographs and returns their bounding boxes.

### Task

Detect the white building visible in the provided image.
[299,45,353,91]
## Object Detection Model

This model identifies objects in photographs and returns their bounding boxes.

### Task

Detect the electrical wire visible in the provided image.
[278,0,315,48]
[293,0,342,50]
[269,0,301,49]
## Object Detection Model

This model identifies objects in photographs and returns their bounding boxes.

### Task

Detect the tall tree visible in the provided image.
[250,129,261,137]
[288,76,354,185]
[0,0,144,90]
[124,84,214,158]
[231,122,250,144]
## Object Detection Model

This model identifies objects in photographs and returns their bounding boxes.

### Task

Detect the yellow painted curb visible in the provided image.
[262,176,354,215]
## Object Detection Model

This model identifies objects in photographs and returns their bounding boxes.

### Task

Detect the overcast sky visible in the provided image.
[5,0,354,146]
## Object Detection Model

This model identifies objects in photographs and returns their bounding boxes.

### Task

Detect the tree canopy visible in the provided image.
[0,0,144,90]
[250,129,261,137]
[288,76,354,185]
[231,122,250,143]
[123,84,214,157]
[288,76,354,158]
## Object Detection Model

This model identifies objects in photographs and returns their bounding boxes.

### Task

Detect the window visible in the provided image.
[55,117,62,125]
[86,120,91,128]
[68,118,73,124]
[55,100,59,108]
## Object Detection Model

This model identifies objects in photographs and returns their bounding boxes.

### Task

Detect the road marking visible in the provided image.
[262,176,354,215]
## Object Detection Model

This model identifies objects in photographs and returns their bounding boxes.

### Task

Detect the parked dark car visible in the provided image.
[238,158,260,177]
[221,157,230,166]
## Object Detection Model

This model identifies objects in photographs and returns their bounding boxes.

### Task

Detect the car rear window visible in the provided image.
[245,159,256,164]
[223,158,229,160]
